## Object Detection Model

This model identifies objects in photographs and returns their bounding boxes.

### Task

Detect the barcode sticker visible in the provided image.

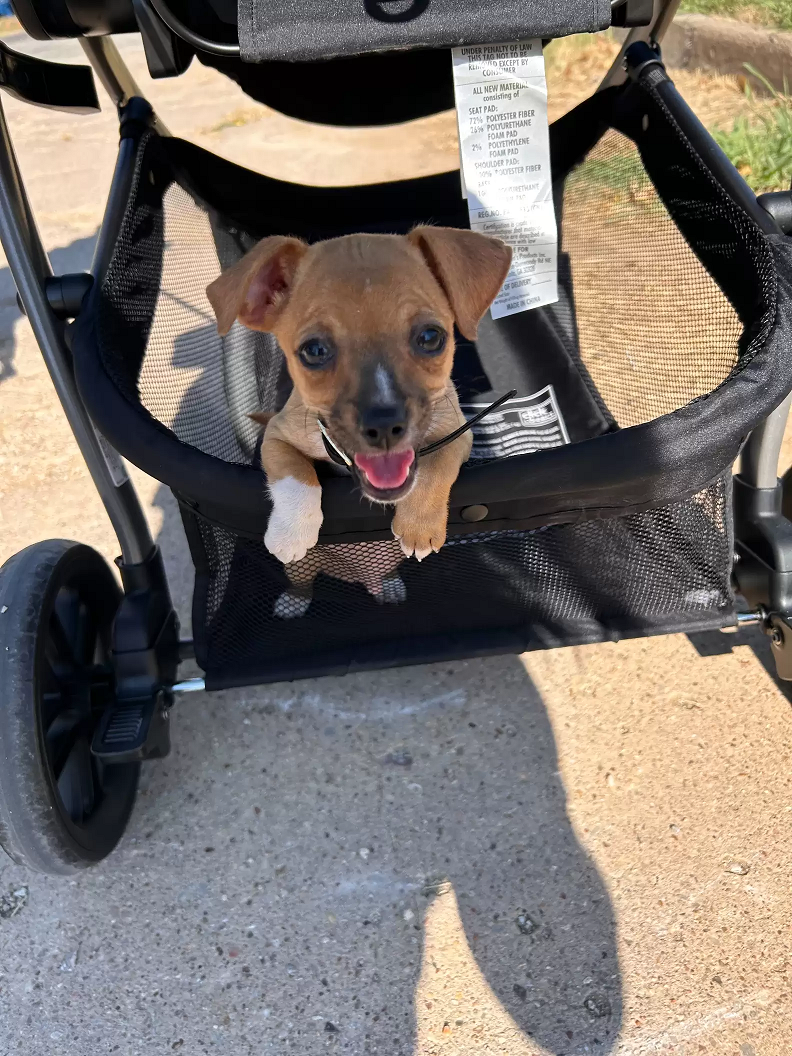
[452,41,558,318]
[461,386,569,460]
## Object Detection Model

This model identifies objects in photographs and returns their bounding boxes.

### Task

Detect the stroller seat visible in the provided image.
[69,77,792,688]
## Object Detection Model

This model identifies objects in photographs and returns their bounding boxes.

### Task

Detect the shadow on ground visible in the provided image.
[688,623,792,707]
[0,232,97,385]
[144,336,623,1051]
[131,646,623,1054]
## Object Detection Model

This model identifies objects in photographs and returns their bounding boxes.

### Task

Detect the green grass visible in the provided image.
[569,66,792,198]
[711,66,792,191]
[679,0,792,31]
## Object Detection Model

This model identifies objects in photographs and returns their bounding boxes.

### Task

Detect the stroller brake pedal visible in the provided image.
[92,692,171,764]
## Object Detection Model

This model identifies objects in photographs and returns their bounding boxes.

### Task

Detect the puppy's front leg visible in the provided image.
[392,431,472,561]
[261,435,323,565]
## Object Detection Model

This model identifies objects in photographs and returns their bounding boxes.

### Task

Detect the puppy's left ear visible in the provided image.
[407,226,512,340]
[206,236,308,336]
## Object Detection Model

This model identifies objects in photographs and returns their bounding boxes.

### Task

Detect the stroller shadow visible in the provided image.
[688,624,792,707]
[0,232,98,385]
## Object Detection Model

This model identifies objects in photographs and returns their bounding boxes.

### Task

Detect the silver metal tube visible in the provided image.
[740,392,792,490]
[646,0,683,45]
[0,91,52,283]
[172,677,206,693]
[79,37,170,135]
[79,37,141,108]
[599,0,683,90]
[736,610,764,626]
[0,95,154,565]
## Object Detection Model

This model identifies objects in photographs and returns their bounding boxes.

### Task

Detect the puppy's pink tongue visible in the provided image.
[354,449,415,490]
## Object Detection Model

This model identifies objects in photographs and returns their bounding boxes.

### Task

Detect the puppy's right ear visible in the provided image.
[206,236,308,336]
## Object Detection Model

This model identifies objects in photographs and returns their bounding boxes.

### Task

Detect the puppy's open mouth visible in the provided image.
[354,449,416,502]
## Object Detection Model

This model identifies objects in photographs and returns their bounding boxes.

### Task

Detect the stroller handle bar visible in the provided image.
[12,0,655,53]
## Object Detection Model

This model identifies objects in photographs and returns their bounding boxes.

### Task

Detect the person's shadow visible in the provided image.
[137,323,624,1054]
[133,640,622,1053]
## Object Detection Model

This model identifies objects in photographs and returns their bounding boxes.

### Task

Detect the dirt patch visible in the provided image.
[679,0,792,30]
[545,32,622,121]
[545,29,782,127]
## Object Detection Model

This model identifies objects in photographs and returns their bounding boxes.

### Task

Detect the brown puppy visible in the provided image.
[206,227,511,568]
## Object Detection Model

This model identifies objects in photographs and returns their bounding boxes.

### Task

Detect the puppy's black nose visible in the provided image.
[360,403,407,447]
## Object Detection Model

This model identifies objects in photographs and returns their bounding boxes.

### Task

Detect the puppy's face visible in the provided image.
[207,228,511,502]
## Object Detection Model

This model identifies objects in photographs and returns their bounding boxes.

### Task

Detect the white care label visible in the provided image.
[452,40,558,319]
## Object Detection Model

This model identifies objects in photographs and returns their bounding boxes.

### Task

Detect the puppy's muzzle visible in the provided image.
[359,400,408,449]
[318,389,517,504]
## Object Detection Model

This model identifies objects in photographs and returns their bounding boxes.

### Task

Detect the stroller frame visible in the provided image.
[0,0,790,873]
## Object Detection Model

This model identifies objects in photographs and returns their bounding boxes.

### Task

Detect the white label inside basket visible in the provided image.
[452,40,558,318]
[461,386,569,460]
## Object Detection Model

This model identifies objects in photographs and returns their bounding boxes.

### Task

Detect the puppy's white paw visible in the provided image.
[393,534,439,562]
[273,591,312,619]
[377,575,407,605]
[391,517,446,562]
[412,545,433,562]
[265,477,323,565]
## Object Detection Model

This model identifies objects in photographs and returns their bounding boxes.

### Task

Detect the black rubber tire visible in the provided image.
[0,540,139,875]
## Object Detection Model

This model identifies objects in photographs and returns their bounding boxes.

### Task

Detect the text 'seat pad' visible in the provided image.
[452,40,558,319]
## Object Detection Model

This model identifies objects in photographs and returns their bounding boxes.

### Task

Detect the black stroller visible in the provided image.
[0,0,790,876]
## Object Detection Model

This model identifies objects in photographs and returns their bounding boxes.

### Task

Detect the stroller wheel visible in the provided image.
[0,540,139,875]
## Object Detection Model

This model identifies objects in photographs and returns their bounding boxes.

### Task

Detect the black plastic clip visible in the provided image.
[132,0,194,79]
[45,273,94,319]
[0,40,99,114]
[119,96,155,140]
[624,40,667,85]
[758,191,792,236]
[768,615,792,680]
[92,545,179,763]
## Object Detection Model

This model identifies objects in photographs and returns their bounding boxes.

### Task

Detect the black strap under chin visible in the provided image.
[418,389,517,457]
[318,389,517,468]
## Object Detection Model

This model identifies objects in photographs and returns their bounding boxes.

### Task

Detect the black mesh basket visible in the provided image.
[73,72,792,689]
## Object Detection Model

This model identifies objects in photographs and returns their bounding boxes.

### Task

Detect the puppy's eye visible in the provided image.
[413,326,446,355]
[298,338,335,369]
